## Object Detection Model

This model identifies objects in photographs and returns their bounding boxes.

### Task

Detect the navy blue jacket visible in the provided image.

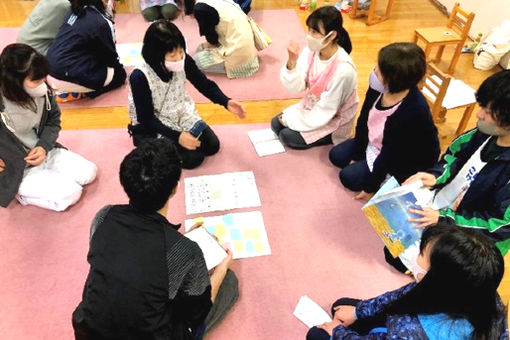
[47,6,121,90]
[429,129,510,255]
[352,87,440,193]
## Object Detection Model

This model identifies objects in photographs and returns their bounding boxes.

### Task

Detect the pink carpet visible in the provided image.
[0,124,410,340]
[1,10,305,109]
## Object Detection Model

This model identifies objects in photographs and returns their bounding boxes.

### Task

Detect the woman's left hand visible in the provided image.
[24,146,46,166]
[317,319,342,336]
[409,207,440,229]
[227,100,246,119]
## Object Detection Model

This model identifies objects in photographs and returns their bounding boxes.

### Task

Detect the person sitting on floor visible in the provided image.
[72,138,238,340]
[271,6,359,150]
[140,0,182,21]
[183,0,259,78]
[46,0,126,102]
[16,0,71,56]
[128,20,246,169]
[388,70,510,274]
[307,223,508,340]
[0,44,97,211]
[328,42,439,200]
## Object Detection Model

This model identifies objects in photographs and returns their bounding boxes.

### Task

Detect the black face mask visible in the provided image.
[184,0,195,15]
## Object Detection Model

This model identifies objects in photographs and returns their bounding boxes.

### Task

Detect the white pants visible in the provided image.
[16,148,98,211]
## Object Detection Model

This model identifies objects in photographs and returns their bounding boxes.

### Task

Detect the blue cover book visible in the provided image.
[362,177,432,257]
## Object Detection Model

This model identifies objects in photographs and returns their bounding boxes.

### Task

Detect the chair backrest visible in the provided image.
[446,2,475,39]
[420,63,451,121]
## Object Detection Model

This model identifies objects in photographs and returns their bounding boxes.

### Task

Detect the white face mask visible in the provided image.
[306,32,333,52]
[410,255,428,282]
[165,58,185,73]
[477,120,510,136]
[24,82,48,98]
[368,69,388,93]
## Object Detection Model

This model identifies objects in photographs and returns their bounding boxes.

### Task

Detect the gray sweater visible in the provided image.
[17,0,71,56]
[0,94,61,207]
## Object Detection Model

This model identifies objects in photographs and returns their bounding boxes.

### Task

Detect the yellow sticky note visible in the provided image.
[254,241,265,253]
[233,240,244,253]
[194,217,205,224]
[215,224,227,238]
[242,228,260,239]
[210,190,222,199]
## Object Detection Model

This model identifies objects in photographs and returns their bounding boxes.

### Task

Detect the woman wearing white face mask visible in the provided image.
[0,44,97,211]
[307,223,508,340]
[128,20,246,169]
[271,6,358,150]
[329,43,439,202]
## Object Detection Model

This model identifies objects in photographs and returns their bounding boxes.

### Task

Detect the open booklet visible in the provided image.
[362,177,436,257]
[184,227,227,270]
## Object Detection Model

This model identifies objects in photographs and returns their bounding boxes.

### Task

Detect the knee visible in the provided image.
[270,115,282,134]
[329,141,354,168]
[339,165,361,191]
[180,152,205,170]
[279,129,307,150]
[113,67,127,86]
[306,326,329,340]
[141,7,160,21]
[161,4,179,20]
[203,136,220,156]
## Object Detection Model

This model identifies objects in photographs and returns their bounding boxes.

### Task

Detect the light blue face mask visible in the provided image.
[368,69,388,93]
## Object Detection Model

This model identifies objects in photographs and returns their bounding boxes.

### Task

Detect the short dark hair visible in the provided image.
[0,43,49,109]
[476,70,510,127]
[378,42,426,93]
[306,6,352,54]
[386,223,504,339]
[183,0,195,15]
[142,20,186,79]
[70,0,106,15]
[120,138,182,213]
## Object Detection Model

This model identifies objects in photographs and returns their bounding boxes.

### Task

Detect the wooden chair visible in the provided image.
[350,0,395,26]
[420,63,476,136]
[413,2,475,75]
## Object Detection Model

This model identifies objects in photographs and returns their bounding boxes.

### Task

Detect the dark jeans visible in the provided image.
[306,298,386,340]
[177,126,220,169]
[329,138,371,191]
[270,114,332,150]
[87,65,127,99]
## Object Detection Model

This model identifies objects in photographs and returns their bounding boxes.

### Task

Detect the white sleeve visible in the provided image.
[283,62,357,131]
[279,47,311,93]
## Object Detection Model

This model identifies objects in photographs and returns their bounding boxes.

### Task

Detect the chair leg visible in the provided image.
[437,107,447,124]
[434,45,445,63]
[350,0,359,18]
[413,32,419,43]
[424,44,432,61]
[456,104,476,136]
[448,42,463,75]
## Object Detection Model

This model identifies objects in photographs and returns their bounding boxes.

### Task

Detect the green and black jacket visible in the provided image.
[429,128,510,255]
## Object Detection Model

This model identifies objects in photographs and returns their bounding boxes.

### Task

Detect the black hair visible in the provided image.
[142,20,187,81]
[0,43,49,109]
[183,0,195,15]
[384,223,505,340]
[120,138,182,213]
[306,6,352,54]
[377,42,426,93]
[476,70,510,127]
[70,0,106,15]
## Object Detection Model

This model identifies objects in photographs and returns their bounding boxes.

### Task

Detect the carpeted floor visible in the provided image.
[0,9,306,109]
[0,124,410,340]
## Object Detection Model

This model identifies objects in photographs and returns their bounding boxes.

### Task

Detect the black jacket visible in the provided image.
[47,6,122,90]
[352,87,440,193]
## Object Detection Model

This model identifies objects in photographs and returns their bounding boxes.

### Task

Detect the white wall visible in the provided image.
[438,0,510,38]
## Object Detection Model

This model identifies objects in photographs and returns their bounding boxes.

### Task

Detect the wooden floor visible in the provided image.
[3,0,510,303]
